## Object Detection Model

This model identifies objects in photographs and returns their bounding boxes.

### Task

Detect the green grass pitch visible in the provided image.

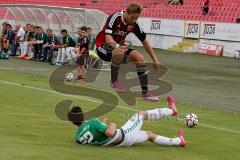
[0,49,240,160]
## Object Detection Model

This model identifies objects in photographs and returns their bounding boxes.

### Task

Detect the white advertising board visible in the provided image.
[200,22,240,41]
[137,18,185,37]
[184,21,200,38]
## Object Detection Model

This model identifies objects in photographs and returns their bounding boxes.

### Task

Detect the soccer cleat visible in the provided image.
[110,81,128,93]
[75,75,85,82]
[24,56,32,60]
[17,54,27,59]
[55,62,64,66]
[178,130,186,147]
[167,96,178,116]
[142,91,160,102]
[51,61,57,65]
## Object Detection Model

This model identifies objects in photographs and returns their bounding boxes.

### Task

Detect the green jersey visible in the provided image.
[34,32,47,42]
[75,118,114,146]
[62,36,76,47]
[29,31,35,39]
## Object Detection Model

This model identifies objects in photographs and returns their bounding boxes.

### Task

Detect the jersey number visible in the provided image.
[78,131,94,144]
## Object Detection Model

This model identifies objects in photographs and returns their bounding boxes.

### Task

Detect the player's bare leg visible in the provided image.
[128,50,159,101]
[110,48,159,101]
[110,47,129,93]
[75,65,86,82]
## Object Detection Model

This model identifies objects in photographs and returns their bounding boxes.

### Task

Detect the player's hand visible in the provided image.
[153,58,160,70]
[114,46,128,55]
[118,45,128,51]
[102,117,109,124]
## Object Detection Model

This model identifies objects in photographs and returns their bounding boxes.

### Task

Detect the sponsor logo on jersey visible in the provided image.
[151,20,161,31]
[115,30,128,36]
[203,24,216,35]
[187,23,199,35]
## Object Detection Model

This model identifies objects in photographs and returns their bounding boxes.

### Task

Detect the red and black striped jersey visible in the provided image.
[79,35,89,54]
[96,10,146,47]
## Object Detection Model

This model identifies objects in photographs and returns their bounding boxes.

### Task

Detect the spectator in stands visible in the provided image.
[32,26,47,61]
[42,28,60,62]
[54,29,76,66]
[179,0,183,5]
[236,18,240,23]
[10,24,21,56]
[87,27,95,50]
[166,0,183,5]
[202,0,210,15]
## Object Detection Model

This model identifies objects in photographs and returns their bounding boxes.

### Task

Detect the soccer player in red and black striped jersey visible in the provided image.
[76,26,90,81]
[96,3,160,102]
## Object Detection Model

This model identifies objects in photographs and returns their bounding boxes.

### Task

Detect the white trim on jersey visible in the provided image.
[105,29,113,34]
[108,12,122,28]
[136,21,145,34]
[121,10,127,25]
[98,47,107,55]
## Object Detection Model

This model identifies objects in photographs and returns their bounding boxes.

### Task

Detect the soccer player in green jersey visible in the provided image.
[68,96,186,147]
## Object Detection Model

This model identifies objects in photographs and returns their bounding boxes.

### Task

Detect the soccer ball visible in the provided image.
[184,113,198,127]
[65,72,74,81]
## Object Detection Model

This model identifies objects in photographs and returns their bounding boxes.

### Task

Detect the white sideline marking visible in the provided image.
[198,123,240,134]
[0,67,49,71]
[0,80,138,112]
[0,79,239,134]
[198,76,225,80]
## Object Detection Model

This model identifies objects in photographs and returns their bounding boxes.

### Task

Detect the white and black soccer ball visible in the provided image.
[184,113,198,127]
[65,72,74,81]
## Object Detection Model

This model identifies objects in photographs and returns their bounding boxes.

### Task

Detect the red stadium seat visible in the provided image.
[1,0,239,23]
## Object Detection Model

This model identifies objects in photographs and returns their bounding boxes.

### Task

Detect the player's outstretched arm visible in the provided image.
[102,117,109,124]
[142,39,160,69]
[106,35,119,49]
[104,123,117,137]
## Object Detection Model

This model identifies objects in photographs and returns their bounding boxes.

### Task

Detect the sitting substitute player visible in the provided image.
[95,3,160,102]
[68,96,186,147]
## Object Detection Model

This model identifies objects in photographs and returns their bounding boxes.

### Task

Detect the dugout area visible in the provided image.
[0,4,108,36]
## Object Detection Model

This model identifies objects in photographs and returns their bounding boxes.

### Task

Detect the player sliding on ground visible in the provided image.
[68,96,186,147]
[95,3,160,102]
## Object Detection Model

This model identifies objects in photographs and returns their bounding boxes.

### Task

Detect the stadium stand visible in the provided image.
[0,0,240,23]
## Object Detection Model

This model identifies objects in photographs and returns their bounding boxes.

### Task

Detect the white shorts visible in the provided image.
[116,113,148,147]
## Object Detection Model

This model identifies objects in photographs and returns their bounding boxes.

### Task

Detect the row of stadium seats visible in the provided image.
[0,0,240,23]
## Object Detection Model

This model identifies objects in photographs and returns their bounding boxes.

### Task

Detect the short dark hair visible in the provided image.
[2,22,8,26]
[68,106,85,126]
[87,27,92,31]
[236,18,240,24]
[6,24,12,28]
[61,29,68,33]
[126,3,143,14]
[80,26,88,32]
[46,28,52,33]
